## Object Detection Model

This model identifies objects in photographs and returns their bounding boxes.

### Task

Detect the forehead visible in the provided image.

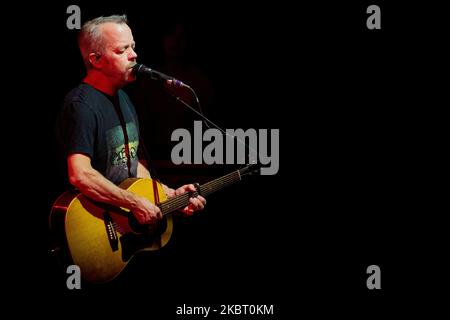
[99,22,134,46]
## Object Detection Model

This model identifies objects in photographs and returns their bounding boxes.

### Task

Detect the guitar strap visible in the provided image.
[112,96,132,178]
[124,93,161,181]
[152,177,163,248]
[114,93,163,207]
[152,178,161,205]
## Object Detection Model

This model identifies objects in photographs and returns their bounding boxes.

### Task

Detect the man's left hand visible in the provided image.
[165,184,206,216]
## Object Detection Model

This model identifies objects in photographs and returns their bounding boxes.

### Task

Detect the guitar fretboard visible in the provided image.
[159,170,241,215]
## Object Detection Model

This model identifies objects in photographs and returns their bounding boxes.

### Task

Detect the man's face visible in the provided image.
[97,23,137,85]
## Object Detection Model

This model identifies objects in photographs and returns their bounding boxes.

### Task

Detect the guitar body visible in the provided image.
[49,178,173,284]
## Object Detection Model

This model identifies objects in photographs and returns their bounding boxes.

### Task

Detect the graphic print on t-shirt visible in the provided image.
[105,122,139,184]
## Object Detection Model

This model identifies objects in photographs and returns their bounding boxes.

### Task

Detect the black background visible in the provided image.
[5,0,443,318]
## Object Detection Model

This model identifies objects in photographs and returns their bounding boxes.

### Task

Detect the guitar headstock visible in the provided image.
[238,163,261,178]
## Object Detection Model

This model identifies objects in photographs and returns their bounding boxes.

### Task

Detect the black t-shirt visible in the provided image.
[57,83,140,185]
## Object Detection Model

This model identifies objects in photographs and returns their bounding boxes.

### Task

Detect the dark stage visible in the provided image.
[5,1,438,318]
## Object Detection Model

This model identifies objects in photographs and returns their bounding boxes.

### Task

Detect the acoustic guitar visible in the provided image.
[49,164,258,283]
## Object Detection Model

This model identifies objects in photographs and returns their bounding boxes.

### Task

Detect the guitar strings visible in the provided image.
[160,183,236,213]
[159,173,241,215]
[159,178,236,215]
[163,172,240,205]
[160,173,240,209]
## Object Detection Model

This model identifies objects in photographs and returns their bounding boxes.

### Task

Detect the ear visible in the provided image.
[88,52,102,68]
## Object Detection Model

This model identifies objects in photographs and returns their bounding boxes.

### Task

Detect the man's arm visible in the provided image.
[68,153,161,224]
[137,160,151,179]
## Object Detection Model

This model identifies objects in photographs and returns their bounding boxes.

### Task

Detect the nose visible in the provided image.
[129,48,137,60]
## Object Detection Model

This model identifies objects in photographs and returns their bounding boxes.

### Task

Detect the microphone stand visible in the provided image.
[167,85,259,168]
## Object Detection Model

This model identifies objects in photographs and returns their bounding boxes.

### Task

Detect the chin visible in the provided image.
[125,75,136,83]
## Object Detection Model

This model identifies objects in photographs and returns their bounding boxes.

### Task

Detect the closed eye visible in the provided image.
[116,44,135,54]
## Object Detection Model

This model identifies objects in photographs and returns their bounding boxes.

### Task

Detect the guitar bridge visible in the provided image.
[103,211,119,251]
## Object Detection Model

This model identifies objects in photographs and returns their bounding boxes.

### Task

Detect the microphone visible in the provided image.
[132,63,190,89]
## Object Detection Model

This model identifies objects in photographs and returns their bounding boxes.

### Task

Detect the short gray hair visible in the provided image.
[78,14,128,69]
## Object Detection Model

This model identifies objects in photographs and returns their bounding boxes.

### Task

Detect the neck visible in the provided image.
[83,70,121,96]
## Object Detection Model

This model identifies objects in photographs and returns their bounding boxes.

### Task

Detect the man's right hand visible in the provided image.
[67,154,163,225]
[131,196,162,225]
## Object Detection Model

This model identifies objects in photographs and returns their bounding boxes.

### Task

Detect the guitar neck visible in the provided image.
[159,170,242,216]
